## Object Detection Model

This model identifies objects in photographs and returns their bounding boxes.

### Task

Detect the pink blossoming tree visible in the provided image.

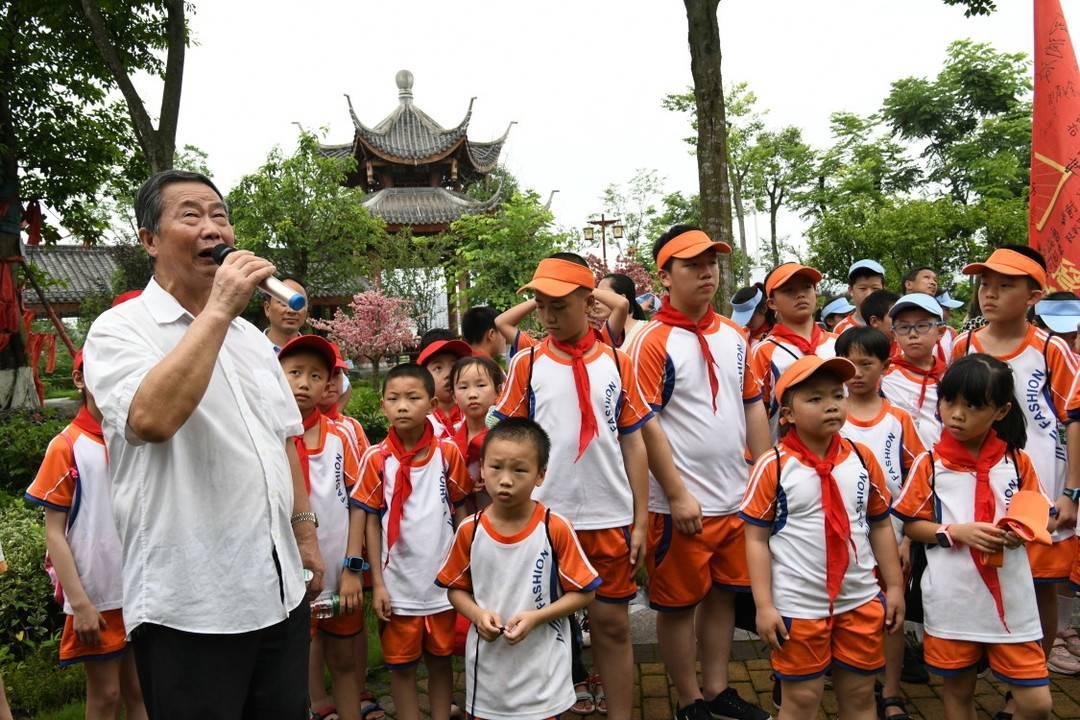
[312,290,417,379]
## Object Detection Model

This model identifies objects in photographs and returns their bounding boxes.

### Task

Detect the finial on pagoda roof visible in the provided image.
[396,70,414,104]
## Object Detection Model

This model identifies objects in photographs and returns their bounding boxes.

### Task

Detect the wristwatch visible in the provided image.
[935,524,953,549]
[1063,488,1080,503]
[343,556,369,573]
[290,511,318,528]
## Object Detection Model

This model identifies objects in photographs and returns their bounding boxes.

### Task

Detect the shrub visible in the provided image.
[0,502,63,661]
[345,382,387,444]
[1,636,85,716]
[0,410,73,496]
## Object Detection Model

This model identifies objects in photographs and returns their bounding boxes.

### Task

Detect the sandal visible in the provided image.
[994,690,1013,720]
[878,697,911,720]
[571,680,595,715]
[589,674,607,716]
[310,707,339,720]
[359,693,386,720]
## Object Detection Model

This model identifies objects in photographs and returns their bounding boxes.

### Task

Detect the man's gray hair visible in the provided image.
[134,170,228,234]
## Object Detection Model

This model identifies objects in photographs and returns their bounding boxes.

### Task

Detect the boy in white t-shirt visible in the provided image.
[438,418,600,720]
[881,294,948,449]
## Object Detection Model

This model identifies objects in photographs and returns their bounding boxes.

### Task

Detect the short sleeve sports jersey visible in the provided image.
[627,316,762,516]
[954,325,1077,541]
[332,415,370,460]
[25,424,123,616]
[351,439,470,615]
[437,503,600,720]
[509,330,539,358]
[832,315,861,336]
[493,338,652,530]
[892,450,1047,643]
[936,326,957,364]
[751,330,838,441]
[841,401,926,542]
[739,440,891,619]
[305,416,360,599]
[880,366,942,449]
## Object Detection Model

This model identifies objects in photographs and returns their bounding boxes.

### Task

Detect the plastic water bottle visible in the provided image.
[311,594,341,619]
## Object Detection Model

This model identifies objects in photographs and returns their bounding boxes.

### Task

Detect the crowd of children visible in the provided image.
[27,231,1080,720]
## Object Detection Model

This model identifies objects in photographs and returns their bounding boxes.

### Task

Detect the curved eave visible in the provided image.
[361,183,504,227]
[464,121,515,173]
[354,133,468,166]
[346,96,475,165]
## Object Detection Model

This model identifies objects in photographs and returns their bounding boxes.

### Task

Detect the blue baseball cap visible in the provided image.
[821,296,856,319]
[888,293,944,320]
[848,259,886,281]
[1035,299,1080,334]
[730,287,763,328]
[935,291,964,310]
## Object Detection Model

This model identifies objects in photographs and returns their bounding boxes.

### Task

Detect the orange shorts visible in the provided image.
[317,608,365,638]
[59,608,127,666]
[923,634,1048,686]
[646,513,749,611]
[1029,536,1075,583]
[576,526,636,602]
[380,610,456,668]
[771,596,886,680]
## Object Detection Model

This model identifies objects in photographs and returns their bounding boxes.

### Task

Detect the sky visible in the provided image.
[138,0,1076,263]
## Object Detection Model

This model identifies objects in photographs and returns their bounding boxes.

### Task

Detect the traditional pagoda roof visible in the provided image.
[362,185,504,228]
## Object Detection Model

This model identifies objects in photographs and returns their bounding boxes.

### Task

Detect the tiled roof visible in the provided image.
[22,245,119,305]
[351,95,471,163]
[320,142,354,159]
[362,186,503,226]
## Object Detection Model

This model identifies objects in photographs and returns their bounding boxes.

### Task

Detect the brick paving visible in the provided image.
[362,640,1080,720]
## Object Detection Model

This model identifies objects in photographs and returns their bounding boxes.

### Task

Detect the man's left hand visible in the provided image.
[1055,496,1077,531]
[294,523,324,600]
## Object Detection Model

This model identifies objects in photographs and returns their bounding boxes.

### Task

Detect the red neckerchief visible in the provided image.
[780,431,854,614]
[432,406,463,437]
[654,296,720,412]
[322,405,341,421]
[453,420,486,469]
[750,322,772,343]
[71,406,103,439]
[384,420,437,562]
[549,330,601,461]
[292,409,322,494]
[934,429,1010,631]
[769,322,826,357]
[891,355,946,412]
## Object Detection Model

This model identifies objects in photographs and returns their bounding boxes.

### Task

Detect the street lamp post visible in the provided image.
[583,214,624,269]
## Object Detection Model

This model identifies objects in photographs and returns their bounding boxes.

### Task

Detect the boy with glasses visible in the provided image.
[880,294,948,448]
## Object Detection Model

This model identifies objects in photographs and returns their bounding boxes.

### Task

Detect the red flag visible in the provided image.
[1031,0,1080,291]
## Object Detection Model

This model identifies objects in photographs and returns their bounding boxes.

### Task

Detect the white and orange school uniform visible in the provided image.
[750,325,838,440]
[350,430,470,667]
[953,324,1079,582]
[301,413,362,637]
[493,334,653,602]
[627,310,762,610]
[436,503,601,720]
[841,400,927,543]
[25,410,126,665]
[324,407,370,459]
[880,361,944,450]
[739,437,893,679]
[892,442,1050,685]
[832,313,862,336]
[428,406,464,441]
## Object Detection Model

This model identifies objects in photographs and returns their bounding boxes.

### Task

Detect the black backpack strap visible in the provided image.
[765,336,801,362]
[848,440,868,469]
[526,346,537,419]
[771,446,782,527]
[543,508,562,600]
[928,450,939,523]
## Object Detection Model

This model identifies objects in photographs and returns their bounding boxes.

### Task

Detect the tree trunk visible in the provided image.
[684,0,735,310]
[79,0,185,174]
[729,165,750,285]
[769,201,780,268]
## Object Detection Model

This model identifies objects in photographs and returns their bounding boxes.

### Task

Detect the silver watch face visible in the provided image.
[303,569,314,584]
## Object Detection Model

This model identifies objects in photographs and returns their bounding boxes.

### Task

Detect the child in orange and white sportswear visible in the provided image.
[751,262,837,440]
[438,418,600,720]
[836,327,926,720]
[953,246,1080,667]
[451,355,504,510]
[496,282,638,352]
[881,293,948,449]
[832,259,886,335]
[741,355,904,720]
[320,343,370,459]
[894,354,1053,720]
[25,350,146,720]
[277,336,371,720]
[417,330,473,439]
[344,363,470,720]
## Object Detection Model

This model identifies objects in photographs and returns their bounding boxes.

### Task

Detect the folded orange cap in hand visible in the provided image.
[982,490,1052,568]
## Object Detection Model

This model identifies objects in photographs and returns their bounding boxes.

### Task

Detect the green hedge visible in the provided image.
[345,382,387,444]
[0,501,64,659]
[0,410,73,497]
[1,638,85,716]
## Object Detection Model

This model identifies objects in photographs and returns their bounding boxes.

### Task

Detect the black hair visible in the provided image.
[835,326,892,362]
[134,170,227,233]
[419,328,457,353]
[601,273,646,320]
[652,224,701,272]
[902,266,935,289]
[461,306,499,345]
[450,355,505,394]
[483,417,552,469]
[938,354,1026,451]
[548,251,589,268]
[733,281,773,326]
[860,289,900,323]
[849,266,885,284]
[382,363,436,398]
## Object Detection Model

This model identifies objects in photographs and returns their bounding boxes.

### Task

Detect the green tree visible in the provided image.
[745,126,816,267]
[942,0,996,16]
[227,131,387,298]
[601,169,665,249]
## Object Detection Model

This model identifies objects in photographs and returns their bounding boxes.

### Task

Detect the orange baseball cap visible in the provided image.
[773,356,856,403]
[279,334,337,374]
[417,339,472,366]
[765,263,823,296]
[961,249,1047,290]
[518,258,596,297]
[655,229,731,269]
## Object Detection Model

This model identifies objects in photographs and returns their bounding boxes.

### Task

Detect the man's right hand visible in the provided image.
[670,490,703,535]
[206,249,276,319]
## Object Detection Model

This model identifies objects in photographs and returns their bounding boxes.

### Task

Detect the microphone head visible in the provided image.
[209,243,236,265]
[287,293,306,311]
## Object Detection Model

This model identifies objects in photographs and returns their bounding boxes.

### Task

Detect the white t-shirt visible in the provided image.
[306,417,359,599]
[881,366,942,450]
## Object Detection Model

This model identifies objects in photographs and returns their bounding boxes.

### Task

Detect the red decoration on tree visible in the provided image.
[584,252,656,297]
[22,201,43,246]
[312,290,418,376]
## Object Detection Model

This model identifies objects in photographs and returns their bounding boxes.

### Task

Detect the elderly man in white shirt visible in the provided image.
[84,169,324,719]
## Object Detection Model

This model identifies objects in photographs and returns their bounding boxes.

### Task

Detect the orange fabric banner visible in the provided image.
[1031,0,1080,291]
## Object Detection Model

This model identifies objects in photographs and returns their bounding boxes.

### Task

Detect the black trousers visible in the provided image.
[131,602,310,719]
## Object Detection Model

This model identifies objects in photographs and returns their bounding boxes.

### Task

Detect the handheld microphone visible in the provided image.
[209,244,306,311]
